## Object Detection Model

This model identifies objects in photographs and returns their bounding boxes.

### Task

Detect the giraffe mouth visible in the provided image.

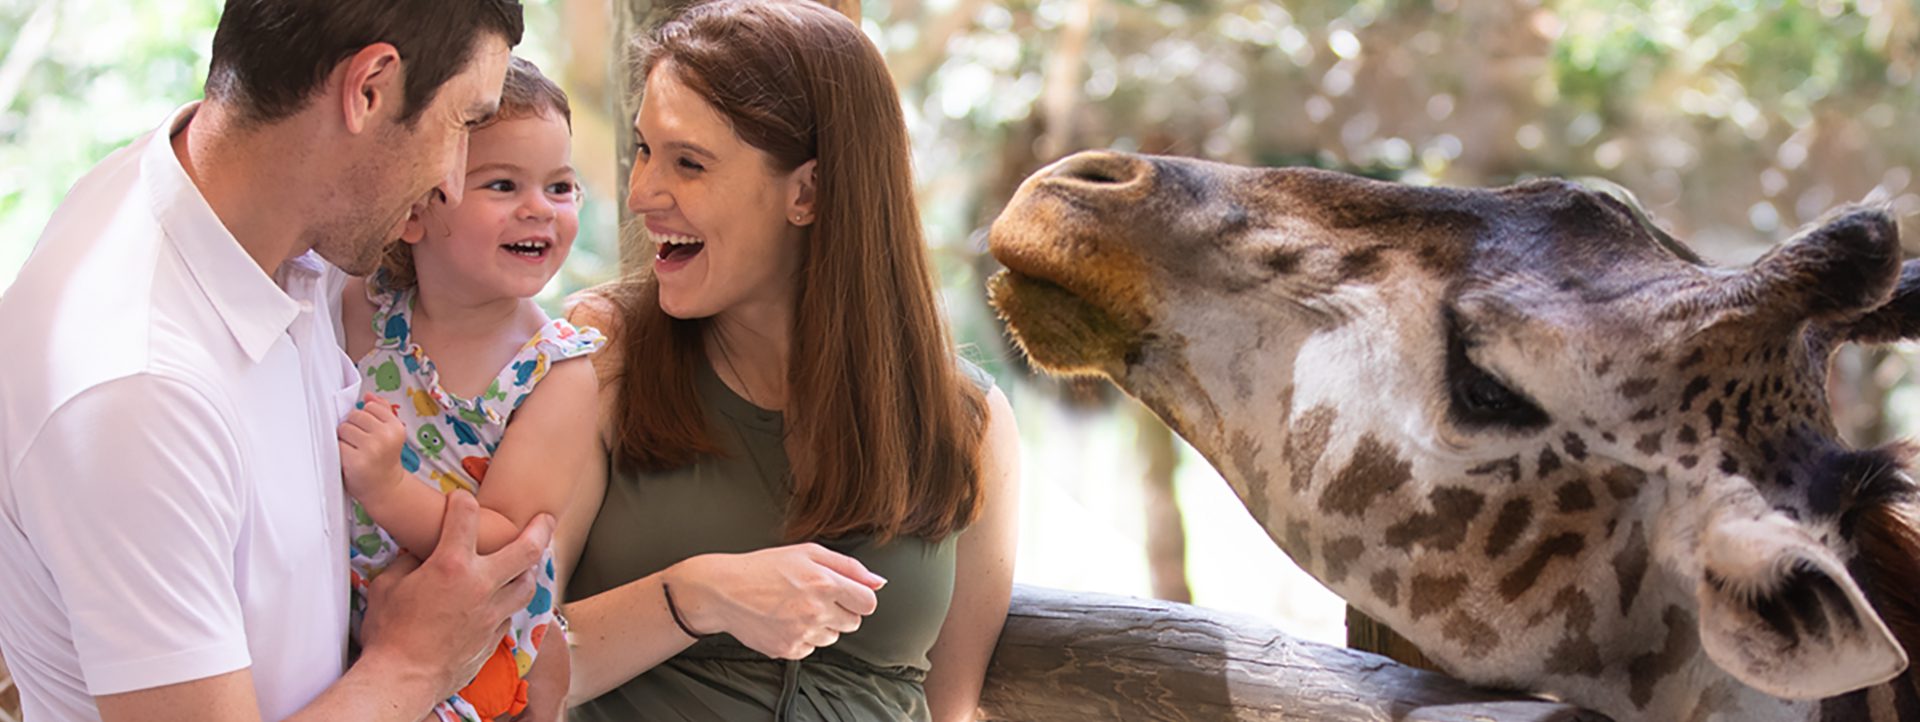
[987,268,1144,377]
[987,154,1159,378]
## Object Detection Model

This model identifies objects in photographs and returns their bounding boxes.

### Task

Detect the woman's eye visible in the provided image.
[636,142,651,159]
[678,157,705,172]
[483,179,516,192]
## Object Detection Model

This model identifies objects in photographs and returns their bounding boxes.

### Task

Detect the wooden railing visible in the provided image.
[980,585,1608,721]
[0,585,1607,721]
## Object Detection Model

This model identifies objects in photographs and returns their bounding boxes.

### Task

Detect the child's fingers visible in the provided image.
[360,394,402,423]
[339,409,382,435]
[338,422,373,450]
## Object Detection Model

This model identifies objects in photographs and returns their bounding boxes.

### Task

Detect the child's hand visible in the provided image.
[339,393,407,501]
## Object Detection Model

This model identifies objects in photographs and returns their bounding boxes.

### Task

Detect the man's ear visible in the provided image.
[337,43,405,136]
[785,159,818,227]
[1695,511,1907,699]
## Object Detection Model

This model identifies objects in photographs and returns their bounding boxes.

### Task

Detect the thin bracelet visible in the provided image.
[662,581,714,640]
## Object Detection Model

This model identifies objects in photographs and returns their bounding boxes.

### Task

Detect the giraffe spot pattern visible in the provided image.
[1409,573,1470,620]
[1370,569,1400,609]
[1283,520,1313,567]
[1318,434,1411,518]
[1628,606,1698,710]
[1613,521,1650,616]
[1485,497,1533,559]
[1617,377,1659,399]
[1384,486,1486,551]
[1321,536,1366,584]
[1602,465,1646,499]
[1442,610,1502,658]
[1286,405,1338,493]
[1226,431,1273,525]
[1498,532,1585,601]
[1554,479,1596,513]
[1541,587,1603,677]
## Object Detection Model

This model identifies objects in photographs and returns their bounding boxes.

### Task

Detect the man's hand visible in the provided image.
[338,393,406,502]
[358,491,554,700]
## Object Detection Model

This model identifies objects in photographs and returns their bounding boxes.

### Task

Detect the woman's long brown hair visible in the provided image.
[598,0,987,544]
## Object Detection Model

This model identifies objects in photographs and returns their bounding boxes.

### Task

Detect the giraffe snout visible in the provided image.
[1031,150,1158,210]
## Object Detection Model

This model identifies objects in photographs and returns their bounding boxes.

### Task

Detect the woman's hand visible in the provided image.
[665,543,886,660]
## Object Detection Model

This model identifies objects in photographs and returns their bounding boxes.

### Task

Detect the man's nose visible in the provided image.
[438,132,471,207]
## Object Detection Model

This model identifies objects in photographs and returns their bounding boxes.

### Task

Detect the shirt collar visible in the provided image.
[141,102,301,363]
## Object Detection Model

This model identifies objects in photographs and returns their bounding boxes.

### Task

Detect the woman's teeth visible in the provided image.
[654,232,705,261]
[654,232,703,246]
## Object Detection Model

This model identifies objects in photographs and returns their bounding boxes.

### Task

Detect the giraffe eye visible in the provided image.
[1444,309,1550,431]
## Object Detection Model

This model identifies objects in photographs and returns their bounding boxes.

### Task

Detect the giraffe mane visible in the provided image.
[1832,443,1920,697]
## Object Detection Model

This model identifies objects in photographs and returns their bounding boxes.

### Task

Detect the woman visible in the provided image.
[555,1,1021,720]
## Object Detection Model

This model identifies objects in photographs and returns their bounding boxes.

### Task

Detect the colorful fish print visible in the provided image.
[461,456,491,483]
[416,423,446,457]
[383,313,409,344]
[447,415,480,446]
[409,388,439,417]
[370,360,401,392]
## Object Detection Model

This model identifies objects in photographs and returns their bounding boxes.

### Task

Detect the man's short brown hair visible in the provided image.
[207,0,525,127]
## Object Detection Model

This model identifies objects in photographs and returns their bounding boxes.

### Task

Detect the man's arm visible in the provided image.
[15,375,550,722]
[94,492,552,722]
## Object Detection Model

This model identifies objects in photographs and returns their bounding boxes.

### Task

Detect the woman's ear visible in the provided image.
[785,159,818,227]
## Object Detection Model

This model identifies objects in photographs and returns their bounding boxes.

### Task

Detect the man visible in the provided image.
[0,2,555,720]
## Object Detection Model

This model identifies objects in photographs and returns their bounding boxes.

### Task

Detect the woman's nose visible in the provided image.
[627,155,669,215]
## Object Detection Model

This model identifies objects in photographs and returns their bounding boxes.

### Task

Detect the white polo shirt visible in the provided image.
[0,104,356,721]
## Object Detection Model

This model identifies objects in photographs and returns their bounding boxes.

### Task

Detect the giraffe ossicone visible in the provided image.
[989,150,1920,722]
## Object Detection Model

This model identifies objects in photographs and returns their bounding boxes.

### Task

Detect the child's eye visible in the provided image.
[547,181,579,196]
[483,179,517,192]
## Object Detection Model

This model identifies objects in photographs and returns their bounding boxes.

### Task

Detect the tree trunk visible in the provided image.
[1134,403,1191,603]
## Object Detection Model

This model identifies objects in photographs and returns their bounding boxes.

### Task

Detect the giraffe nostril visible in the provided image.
[1047,151,1148,187]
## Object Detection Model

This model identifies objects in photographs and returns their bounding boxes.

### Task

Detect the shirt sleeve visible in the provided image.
[12,373,251,696]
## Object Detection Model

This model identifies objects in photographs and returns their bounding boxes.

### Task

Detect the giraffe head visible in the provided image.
[989,151,1920,720]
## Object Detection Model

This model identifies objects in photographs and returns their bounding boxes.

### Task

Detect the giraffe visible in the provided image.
[987,150,1920,722]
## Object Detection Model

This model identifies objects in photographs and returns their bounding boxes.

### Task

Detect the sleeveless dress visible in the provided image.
[567,358,995,722]
[347,275,605,721]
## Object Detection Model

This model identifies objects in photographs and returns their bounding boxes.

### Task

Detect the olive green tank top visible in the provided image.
[566,358,993,722]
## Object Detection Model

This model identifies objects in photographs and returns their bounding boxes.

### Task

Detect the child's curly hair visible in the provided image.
[378,55,572,291]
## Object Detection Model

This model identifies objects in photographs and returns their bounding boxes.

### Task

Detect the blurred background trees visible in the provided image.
[3,5,1918,708]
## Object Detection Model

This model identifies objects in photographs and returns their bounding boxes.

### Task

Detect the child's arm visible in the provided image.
[516,620,570,722]
[339,358,599,556]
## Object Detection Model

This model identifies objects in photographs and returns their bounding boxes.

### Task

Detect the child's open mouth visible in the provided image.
[502,238,552,260]
[655,232,705,263]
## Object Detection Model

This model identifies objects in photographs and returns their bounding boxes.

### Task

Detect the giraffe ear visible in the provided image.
[1736,207,1900,325]
[1695,512,1907,698]
[1830,259,1920,344]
